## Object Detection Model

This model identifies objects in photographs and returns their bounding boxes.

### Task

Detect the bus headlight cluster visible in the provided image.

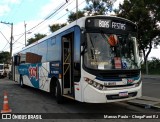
[135,79,142,87]
[84,77,103,90]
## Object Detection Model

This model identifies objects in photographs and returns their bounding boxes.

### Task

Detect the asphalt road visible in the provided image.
[142,75,160,99]
[0,78,159,122]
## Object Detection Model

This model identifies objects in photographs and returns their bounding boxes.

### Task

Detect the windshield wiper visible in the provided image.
[86,33,98,65]
[101,33,109,44]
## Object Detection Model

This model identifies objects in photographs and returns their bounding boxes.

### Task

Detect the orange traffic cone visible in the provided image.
[1,91,12,113]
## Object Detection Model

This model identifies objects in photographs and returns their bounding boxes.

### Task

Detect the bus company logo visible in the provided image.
[127,79,134,84]
[28,65,38,80]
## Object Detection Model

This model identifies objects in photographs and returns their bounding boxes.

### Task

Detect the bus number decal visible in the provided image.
[28,65,38,80]
[99,20,110,28]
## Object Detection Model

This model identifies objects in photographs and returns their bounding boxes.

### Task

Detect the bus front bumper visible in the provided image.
[83,82,142,103]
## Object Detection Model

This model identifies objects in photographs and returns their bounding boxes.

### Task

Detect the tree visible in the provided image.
[68,10,85,23]
[115,0,160,74]
[0,51,10,64]
[84,0,116,15]
[67,0,115,23]
[141,57,160,74]
[49,23,67,33]
[27,33,46,46]
[49,10,85,32]
[49,0,116,32]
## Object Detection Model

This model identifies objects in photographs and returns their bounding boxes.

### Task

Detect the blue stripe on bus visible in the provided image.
[96,77,122,81]
[48,61,62,78]
[18,63,42,88]
[95,75,140,82]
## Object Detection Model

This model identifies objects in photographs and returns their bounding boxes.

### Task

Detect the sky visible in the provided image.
[0,0,159,59]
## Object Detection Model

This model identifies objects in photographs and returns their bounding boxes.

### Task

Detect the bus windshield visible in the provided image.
[84,32,140,70]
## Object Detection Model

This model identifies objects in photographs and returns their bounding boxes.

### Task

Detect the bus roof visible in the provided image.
[16,15,136,54]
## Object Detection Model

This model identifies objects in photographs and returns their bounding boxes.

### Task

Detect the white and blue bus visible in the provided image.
[12,15,142,103]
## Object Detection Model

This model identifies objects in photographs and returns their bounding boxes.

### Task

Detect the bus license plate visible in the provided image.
[119,92,128,97]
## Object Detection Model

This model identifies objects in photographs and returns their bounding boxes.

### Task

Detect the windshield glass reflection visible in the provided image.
[84,33,140,70]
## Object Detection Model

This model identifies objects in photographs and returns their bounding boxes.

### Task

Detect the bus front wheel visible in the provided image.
[55,81,64,104]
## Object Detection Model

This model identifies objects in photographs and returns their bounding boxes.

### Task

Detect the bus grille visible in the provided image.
[98,70,140,79]
[106,92,137,100]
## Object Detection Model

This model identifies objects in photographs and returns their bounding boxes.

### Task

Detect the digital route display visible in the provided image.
[85,17,137,32]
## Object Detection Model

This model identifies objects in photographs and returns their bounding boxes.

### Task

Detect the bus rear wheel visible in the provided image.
[20,76,24,88]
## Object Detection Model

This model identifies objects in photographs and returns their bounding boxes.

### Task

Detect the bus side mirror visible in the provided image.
[81,32,87,55]
[74,63,80,70]
[81,28,86,46]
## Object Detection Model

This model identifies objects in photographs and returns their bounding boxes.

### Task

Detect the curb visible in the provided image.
[127,96,160,110]
[127,101,160,110]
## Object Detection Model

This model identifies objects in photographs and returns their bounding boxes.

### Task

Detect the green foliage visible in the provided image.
[49,0,115,30]
[115,0,160,59]
[49,23,67,33]
[115,0,160,74]
[85,0,115,15]
[141,57,160,74]
[0,51,10,63]
[68,11,85,23]
[27,33,46,46]
[67,0,115,23]
[48,0,115,30]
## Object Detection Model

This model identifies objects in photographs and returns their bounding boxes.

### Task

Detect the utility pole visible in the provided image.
[76,0,78,20]
[10,23,13,59]
[24,21,26,47]
[0,21,13,59]
[76,0,78,25]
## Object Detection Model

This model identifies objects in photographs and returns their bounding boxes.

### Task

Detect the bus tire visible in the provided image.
[55,81,64,104]
[50,78,57,98]
[20,76,24,88]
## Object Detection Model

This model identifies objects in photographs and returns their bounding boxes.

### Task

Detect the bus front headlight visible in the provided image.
[135,79,142,87]
[84,77,104,90]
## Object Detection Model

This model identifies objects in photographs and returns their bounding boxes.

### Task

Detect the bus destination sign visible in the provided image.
[97,19,126,30]
[86,18,137,32]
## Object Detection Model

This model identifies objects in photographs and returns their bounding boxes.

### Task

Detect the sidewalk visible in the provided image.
[127,96,160,109]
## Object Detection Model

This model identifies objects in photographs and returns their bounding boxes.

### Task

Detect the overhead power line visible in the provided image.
[26,0,75,37]
[13,0,69,45]
[0,31,10,44]
[1,43,9,51]
[27,2,68,34]
[41,0,85,35]
[12,1,65,37]
[56,0,85,21]
[0,21,13,58]
[12,0,87,52]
